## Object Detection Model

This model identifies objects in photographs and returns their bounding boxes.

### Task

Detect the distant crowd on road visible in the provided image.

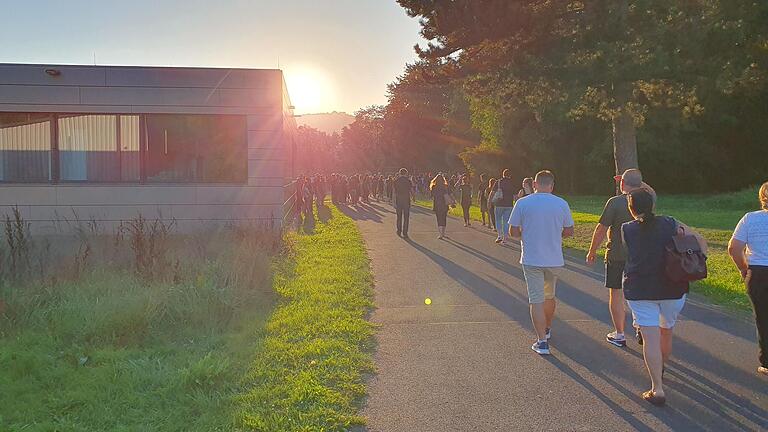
[292,168,768,406]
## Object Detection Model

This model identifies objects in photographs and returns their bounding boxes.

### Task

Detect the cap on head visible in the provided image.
[621,169,643,188]
[399,168,408,175]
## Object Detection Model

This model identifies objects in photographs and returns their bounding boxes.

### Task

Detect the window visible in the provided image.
[0,113,51,182]
[0,112,247,184]
[145,114,247,183]
[57,114,140,182]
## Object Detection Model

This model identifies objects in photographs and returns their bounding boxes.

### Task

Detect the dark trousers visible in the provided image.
[489,205,496,230]
[396,206,410,235]
[461,202,471,222]
[748,265,768,367]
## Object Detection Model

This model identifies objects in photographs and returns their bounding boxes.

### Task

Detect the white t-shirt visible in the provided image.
[732,210,768,266]
[508,192,574,267]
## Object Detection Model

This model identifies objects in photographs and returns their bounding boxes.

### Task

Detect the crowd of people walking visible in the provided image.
[293,168,768,406]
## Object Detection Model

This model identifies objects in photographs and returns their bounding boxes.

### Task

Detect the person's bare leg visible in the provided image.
[660,327,673,364]
[609,288,626,334]
[530,303,547,340]
[543,298,556,329]
[640,326,665,397]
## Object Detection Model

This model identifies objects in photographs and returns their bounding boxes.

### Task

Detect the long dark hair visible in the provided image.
[628,190,656,228]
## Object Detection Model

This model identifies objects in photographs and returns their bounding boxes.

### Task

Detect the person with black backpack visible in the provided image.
[622,190,707,406]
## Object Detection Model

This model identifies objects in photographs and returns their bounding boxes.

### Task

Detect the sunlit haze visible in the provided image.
[0,0,425,114]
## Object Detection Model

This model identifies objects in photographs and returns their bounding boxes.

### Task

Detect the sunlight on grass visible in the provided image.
[236,204,375,431]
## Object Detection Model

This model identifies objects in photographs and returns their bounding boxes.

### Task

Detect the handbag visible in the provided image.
[665,233,708,282]
[491,189,504,205]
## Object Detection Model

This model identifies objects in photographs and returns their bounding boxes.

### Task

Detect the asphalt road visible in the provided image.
[341,201,768,432]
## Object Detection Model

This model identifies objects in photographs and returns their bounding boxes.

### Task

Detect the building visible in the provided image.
[0,63,295,233]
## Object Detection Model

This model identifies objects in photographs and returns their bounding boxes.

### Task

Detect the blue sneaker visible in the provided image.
[531,340,550,355]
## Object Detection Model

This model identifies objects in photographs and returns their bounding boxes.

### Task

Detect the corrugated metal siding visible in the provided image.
[0,119,51,181]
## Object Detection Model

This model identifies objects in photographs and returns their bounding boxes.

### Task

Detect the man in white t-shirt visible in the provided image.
[509,170,575,355]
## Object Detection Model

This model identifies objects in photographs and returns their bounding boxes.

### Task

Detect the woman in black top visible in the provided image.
[623,190,706,406]
[456,175,473,227]
[431,174,453,239]
[491,169,516,244]
[479,174,489,227]
[487,178,497,233]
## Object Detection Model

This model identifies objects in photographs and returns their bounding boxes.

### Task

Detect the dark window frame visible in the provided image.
[0,112,249,185]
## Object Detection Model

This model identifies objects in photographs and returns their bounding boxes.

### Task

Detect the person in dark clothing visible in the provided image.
[491,169,516,244]
[729,181,768,376]
[487,178,497,232]
[430,173,453,239]
[393,168,413,238]
[456,175,473,227]
[479,174,489,227]
[623,190,706,406]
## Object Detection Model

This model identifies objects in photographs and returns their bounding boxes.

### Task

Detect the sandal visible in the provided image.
[642,390,666,407]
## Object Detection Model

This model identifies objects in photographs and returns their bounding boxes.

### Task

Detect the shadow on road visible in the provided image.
[338,202,388,223]
[404,233,768,431]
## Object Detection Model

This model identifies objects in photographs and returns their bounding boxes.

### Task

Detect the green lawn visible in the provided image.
[416,187,761,310]
[0,205,375,431]
[236,204,375,431]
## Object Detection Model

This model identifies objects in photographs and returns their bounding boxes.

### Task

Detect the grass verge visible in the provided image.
[416,187,760,311]
[236,204,375,431]
[0,227,278,431]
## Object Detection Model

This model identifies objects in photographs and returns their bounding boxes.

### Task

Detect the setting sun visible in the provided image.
[285,67,335,114]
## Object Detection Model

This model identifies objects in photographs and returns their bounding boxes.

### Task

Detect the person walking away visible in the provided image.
[587,169,656,347]
[623,190,706,405]
[479,174,489,227]
[728,181,768,377]
[456,175,473,227]
[487,178,498,233]
[508,170,574,355]
[430,174,453,239]
[393,168,414,238]
[517,177,534,200]
[493,169,516,244]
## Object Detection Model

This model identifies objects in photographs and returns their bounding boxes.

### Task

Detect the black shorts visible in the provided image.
[605,260,625,289]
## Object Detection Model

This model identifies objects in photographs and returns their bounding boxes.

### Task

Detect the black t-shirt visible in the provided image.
[496,177,516,207]
[622,216,688,300]
[394,176,412,207]
[599,194,633,262]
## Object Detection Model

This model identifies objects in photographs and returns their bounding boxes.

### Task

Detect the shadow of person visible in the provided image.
[405,235,765,430]
[317,203,333,223]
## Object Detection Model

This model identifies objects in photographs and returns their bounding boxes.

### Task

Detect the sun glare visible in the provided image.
[285,67,334,114]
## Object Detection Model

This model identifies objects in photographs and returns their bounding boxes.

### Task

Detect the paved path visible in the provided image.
[342,201,768,432]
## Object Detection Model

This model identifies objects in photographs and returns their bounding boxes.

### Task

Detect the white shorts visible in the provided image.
[627,295,686,329]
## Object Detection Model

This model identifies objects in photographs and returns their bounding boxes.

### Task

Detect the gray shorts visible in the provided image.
[522,265,562,304]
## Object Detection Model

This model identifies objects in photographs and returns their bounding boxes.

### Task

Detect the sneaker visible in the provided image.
[495,237,502,244]
[758,366,768,376]
[635,328,643,346]
[531,340,550,355]
[545,328,551,340]
[606,331,627,347]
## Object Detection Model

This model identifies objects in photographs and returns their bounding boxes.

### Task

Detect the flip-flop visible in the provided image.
[642,390,666,407]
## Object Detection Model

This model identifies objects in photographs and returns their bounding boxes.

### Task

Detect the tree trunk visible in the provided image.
[611,83,638,175]
[611,0,638,176]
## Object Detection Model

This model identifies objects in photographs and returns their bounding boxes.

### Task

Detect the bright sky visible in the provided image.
[0,0,424,115]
